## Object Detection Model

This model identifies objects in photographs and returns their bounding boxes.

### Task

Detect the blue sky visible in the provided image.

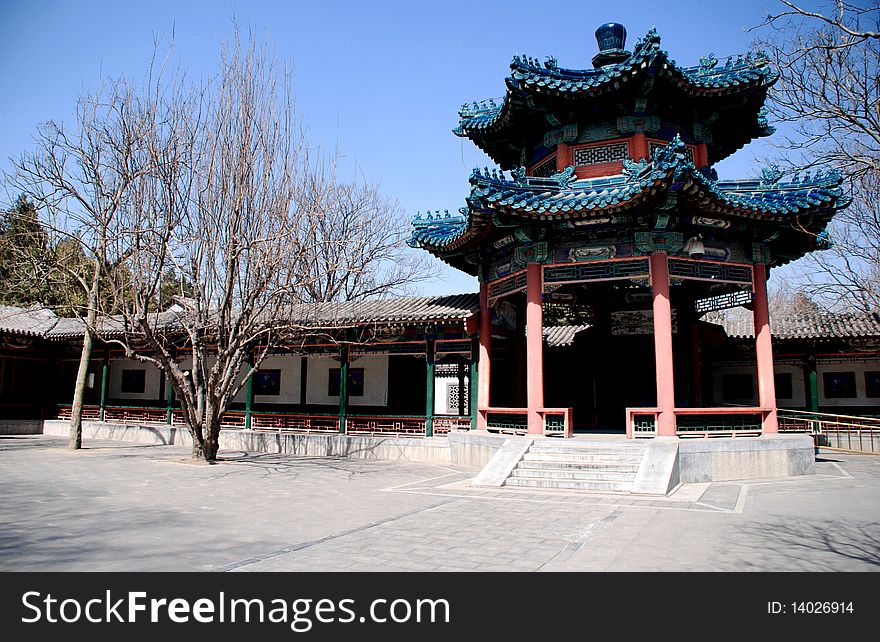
[0,0,793,295]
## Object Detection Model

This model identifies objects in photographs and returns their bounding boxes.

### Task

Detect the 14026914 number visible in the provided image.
[792,602,854,614]
[768,602,854,615]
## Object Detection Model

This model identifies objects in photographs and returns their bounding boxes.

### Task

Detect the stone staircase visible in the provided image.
[504,440,649,492]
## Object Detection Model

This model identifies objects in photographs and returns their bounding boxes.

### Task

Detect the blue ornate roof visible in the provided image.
[455,27,777,167]
[409,138,850,269]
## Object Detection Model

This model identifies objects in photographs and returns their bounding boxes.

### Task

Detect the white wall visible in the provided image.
[108,358,162,401]
[818,360,880,408]
[233,355,302,404]
[305,355,388,406]
[434,376,470,415]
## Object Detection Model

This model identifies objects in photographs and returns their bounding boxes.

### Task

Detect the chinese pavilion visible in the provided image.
[409,23,851,438]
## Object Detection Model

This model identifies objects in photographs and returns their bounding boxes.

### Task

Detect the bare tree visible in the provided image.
[8,79,148,450]
[796,171,880,311]
[106,30,428,461]
[293,154,438,303]
[101,32,314,462]
[752,1,880,311]
[753,1,879,182]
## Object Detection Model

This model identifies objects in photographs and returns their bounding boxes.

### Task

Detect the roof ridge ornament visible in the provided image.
[631,26,661,56]
[549,165,576,188]
[652,134,688,167]
[760,166,783,186]
[622,157,650,178]
[698,53,718,74]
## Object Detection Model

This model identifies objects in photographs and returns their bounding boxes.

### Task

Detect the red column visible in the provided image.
[753,263,778,433]
[556,143,571,171]
[696,143,709,169]
[526,263,544,435]
[477,281,491,430]
[631,133,649,161]
[650,252,676,436]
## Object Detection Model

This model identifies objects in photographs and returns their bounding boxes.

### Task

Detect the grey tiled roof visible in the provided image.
[0,305,59,337]
[293,294,480,326]
[45,311,185,339]
[44,316,87,338]
[543,324,590,348]
[0,294,481,341]
[717,312,880,340]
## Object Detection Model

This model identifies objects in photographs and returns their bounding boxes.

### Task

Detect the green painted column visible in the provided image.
[469,337,479,431]
[339,345,349,434]
[99,351,109,422]
[165,374,174,425]
[425,339,435,437]
[245,352,254,431]
[808,356,819,412]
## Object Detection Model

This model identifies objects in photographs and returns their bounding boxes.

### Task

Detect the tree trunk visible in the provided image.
[68,264,101,450]
[191,416,220,462]
[204,426,220,462]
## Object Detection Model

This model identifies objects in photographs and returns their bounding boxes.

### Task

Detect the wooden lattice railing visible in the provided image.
[53,405,474,438]
[479,406,573,437]
[346,415,426,437]
[432,415,473,435]
[626,406,770,438]
[778,408,880,454]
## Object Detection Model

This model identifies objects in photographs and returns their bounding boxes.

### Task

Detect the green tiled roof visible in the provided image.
[408,138,850,263]
[455,27,777,167]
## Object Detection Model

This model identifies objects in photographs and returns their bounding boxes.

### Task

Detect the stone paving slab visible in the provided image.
[1,435,878,571]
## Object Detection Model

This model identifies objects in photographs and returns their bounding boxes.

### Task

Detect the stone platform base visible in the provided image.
[457,432,815,494]
[677,434,815,482]
[37,421,511,469]
[26,422,817,485]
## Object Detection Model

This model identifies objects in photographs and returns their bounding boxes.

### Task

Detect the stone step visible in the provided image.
[509,468,637,481]
[517,460,640,473]
[504,477,633,492]
[521,452,644,464]
[529,444,646,455]
[529,446,645,457]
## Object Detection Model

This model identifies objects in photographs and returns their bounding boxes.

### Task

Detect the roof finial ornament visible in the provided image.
[592,22,630,68]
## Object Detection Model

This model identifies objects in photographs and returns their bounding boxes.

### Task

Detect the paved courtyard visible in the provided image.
[1,434,878,571]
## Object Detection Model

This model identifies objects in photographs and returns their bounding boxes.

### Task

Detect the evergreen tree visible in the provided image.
[0,195,54,307]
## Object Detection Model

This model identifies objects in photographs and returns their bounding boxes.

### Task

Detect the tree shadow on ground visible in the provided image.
[731,519,880,571]
[213,450,404,482]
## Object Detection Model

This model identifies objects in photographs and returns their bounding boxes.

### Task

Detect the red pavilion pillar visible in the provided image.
[752,262,778,433]
[631,132,649,161]
[526,263,544,435]
[555,143,571,171]
[477,281,491,430]
[650,252,677,436]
